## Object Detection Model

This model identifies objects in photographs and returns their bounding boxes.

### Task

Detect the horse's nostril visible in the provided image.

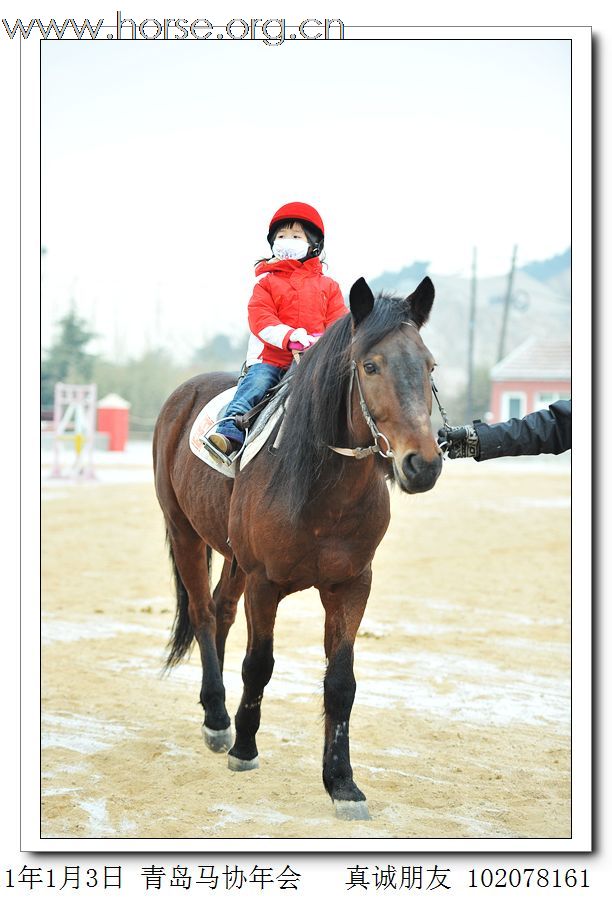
[401,451,443,492]
[402,453,417,479]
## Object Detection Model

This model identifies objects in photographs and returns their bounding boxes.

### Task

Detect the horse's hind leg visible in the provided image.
[320,568,372,821]
[227,573,280,771]
[166,520,233,753]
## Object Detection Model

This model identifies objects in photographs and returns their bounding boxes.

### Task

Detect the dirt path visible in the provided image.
[41,457,571,840]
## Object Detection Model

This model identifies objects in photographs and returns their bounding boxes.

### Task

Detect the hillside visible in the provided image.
[368,249,571,395]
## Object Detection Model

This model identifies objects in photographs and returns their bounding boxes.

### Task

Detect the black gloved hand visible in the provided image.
[437,424,480,459]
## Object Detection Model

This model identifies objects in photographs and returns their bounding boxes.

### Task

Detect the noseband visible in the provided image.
[329,322,449,461]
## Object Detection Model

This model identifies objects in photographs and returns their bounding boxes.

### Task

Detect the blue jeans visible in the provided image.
[216,363,285,444]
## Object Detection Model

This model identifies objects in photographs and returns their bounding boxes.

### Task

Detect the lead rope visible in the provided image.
[431,377,450,431]
[431,376,451,453]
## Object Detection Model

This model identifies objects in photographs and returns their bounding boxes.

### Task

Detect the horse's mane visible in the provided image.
[266,292,412,522]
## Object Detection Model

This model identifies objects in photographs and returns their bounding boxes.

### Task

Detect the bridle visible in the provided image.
[329,359,395,460]
[329,321,450,461]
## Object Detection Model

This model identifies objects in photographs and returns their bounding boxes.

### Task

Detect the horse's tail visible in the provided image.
[164,531,212,670]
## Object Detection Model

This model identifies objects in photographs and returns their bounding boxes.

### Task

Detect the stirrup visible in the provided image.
[199,414,250,468]
[200,436,235,467]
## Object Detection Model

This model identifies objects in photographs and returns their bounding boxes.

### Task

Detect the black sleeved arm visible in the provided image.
[474,400,571,461]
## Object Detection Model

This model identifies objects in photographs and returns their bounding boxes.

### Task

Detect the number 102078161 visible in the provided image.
[468,868,589,889]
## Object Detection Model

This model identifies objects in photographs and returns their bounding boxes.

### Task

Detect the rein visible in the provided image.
[329,322,449,461]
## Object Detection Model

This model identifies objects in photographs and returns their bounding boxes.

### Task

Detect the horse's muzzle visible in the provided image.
[399,451,442,494]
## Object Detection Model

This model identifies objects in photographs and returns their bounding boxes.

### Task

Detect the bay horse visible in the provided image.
[153,276,442,820]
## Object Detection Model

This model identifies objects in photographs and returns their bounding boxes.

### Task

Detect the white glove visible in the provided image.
[289,328,316,348]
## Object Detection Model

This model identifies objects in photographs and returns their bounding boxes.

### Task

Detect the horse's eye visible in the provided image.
[363,361,378,375]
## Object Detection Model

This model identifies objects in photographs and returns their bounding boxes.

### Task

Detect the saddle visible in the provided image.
[189,376,291,478]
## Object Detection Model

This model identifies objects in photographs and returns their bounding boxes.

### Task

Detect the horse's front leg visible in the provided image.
[319,567,372,820]
[227,573,280,772]
[212,557,246,673]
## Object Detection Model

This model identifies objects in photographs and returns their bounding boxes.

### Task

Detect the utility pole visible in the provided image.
[497,244,518,362]
[465,247,477,422]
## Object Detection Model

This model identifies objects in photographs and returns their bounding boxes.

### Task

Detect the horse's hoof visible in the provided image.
[202,725,233,753]
[334,799,371,821]
[227,753,259,772]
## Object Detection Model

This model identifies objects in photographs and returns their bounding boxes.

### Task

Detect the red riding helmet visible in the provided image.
[267,202,325,247]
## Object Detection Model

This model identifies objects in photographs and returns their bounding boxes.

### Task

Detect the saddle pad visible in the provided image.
[189,383,288,478]
[189,387,238,477]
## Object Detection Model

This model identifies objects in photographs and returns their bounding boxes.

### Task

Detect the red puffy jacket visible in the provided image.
[246,256,347,367]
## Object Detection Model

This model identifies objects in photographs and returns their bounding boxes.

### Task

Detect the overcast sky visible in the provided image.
[41,38,570,360]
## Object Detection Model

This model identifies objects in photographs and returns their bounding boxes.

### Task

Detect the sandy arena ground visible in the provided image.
[40,444,571,841]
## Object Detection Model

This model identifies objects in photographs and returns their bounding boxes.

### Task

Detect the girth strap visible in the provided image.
[233,374,292,432]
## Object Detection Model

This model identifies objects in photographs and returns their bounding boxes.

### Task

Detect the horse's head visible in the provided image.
[349,276,443,494]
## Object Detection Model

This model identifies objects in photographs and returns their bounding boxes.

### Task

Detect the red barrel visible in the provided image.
[97,393,131,451]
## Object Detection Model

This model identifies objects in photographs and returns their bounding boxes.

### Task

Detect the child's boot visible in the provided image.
[204,432,240,466]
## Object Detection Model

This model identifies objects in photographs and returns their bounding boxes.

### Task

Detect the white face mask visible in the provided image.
[272,238,310,261]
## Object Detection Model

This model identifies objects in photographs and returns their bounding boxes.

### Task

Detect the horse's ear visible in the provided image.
[405,276,435,328]
[349,277,375,326]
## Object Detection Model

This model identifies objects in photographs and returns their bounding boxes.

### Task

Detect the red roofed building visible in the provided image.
[489,337,571,422]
